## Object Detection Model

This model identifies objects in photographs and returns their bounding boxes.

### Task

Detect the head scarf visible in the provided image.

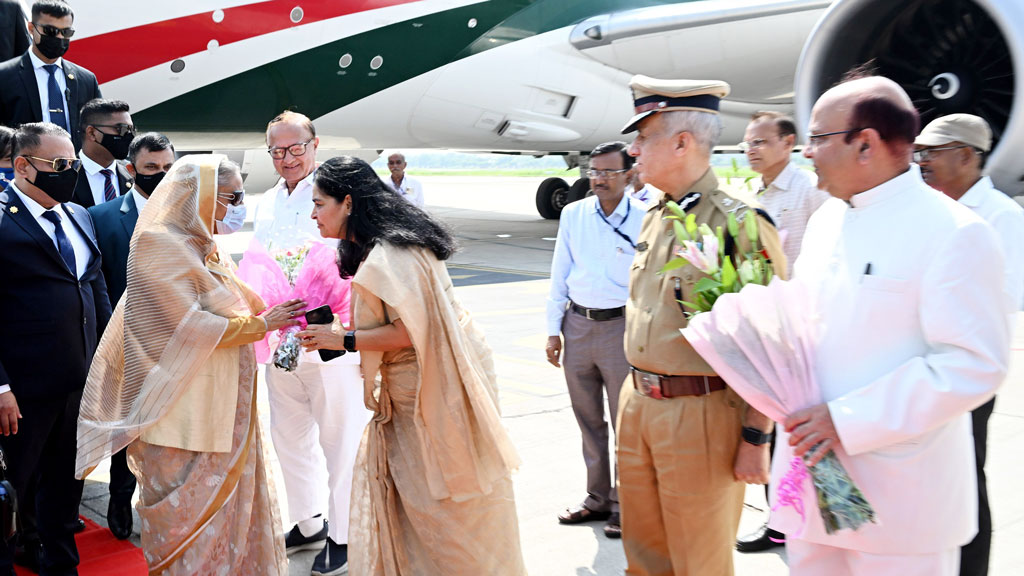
[76,154,263,478]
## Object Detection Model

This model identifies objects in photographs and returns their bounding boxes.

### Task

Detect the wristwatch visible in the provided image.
[343,330,357,353]
[741,426,773,446]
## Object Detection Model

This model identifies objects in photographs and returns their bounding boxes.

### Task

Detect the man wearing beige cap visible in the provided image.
[915,113,1023,576]
[618,75,786,575]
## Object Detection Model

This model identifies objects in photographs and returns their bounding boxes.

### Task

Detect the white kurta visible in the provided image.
[957,176,1024,312]
[770,166,1012,555]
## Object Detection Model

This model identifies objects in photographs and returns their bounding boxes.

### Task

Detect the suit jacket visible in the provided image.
[0,52,102,151]
[0,0,29,62]
[0,185,112,399]
[87,190,137,308]
[770,167,1011,554]
[73,161,132,208]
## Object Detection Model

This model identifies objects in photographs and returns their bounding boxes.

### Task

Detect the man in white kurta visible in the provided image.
[914,113,1024,576]
[382,152,424,207]
[773,77,1012,576]
[256,111,370,576]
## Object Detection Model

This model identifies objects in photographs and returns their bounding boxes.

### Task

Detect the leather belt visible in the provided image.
[631,367,726,399]
[570,301,625,321]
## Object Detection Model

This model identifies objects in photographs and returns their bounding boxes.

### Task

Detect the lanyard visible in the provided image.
[595,199,636,249]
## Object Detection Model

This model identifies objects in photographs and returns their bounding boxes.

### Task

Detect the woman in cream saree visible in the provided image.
[298,156,527,575]
[75,155,303,575]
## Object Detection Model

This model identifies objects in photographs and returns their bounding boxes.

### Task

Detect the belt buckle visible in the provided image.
[586,308,597,321]
[636,370,663,399]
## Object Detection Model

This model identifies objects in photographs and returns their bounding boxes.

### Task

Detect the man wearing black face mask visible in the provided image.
[73,98,133,208]
[86,131,173,541]
[0,0,102,152]
[0,122,111,576]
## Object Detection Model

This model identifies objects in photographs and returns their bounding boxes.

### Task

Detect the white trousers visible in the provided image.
[266,360,370,543]
[787,539,960,576]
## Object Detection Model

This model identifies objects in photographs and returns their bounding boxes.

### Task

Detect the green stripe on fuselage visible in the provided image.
[134,0,681,134]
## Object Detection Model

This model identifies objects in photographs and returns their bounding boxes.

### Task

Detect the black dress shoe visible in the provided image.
[107,499,134,540]
[284,520,328,554]
[736,523,785,553]
[13,539,40,571]
[74,518,87,533]
[557,504,612,525]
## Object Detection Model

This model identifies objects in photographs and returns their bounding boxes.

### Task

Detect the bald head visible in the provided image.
[815,76,919,157]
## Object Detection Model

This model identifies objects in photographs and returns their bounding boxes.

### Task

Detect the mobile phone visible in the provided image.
[304,305,345,362]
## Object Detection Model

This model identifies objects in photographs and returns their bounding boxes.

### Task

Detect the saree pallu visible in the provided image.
[128,348,287,576]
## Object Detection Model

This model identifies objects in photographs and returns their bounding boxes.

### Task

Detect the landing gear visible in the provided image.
[535,177,591,219]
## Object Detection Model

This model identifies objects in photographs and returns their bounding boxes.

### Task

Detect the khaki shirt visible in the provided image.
[625,168,787,376]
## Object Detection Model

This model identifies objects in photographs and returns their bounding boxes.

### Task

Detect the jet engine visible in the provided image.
[795,0,1024,196]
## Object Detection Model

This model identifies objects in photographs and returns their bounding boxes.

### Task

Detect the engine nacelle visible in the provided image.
[796,0,1024,197]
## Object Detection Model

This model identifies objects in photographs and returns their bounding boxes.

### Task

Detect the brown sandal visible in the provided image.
[558,504,612,525]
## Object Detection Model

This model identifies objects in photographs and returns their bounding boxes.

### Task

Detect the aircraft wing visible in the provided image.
[569,0,833,105]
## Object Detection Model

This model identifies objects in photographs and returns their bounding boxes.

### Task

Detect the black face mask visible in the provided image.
[133,171,165,196]
[36,34,70,60]
[98,132,134,161]
[28,164,78,204]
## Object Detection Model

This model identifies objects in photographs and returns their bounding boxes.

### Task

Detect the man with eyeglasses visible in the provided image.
[0,121,111,576]
[72,99,133,208]
[775,75,1011,576]
[546,141,644,539]
[0,1,101,152]
[85,132,175,541]
[382,152,424,207]
[252,110,369,576]
[913,113,1023,576]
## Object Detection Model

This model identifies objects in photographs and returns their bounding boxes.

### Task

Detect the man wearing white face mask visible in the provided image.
[250,111,369,576]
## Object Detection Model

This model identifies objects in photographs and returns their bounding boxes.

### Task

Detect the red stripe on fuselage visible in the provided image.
[69,0,423,83]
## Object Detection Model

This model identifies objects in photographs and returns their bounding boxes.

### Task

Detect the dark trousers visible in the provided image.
[0,391,84,576]
[108,448,136,503]
[562,312,630,514]
[960,397,995,576]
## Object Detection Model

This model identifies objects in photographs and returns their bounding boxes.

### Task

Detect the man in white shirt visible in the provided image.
[546,141,645,539]
[72,99,134,208]
[914,113,1024,576]
[743,111,829,277]
[737,111,829,553]
[777,76,1011,575]
[255,111,369,576]
[382,152,424,207]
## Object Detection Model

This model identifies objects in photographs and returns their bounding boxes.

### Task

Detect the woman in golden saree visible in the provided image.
[298,156,527,575]
[75,154,304,575]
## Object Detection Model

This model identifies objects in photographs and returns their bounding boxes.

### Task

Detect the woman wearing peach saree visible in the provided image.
[298,156,526,575]
[75,154,304,575]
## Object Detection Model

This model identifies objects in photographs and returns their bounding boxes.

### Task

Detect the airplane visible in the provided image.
[31,0,1024,218]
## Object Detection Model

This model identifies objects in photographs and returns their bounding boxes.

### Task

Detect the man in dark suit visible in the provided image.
[0,0,29,62]
[86,132,174,541]
[0,1,101,151]
[0,121,111,576]
[73,99,133,208]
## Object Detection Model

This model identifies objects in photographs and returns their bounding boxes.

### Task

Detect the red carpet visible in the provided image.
[14,517,147,576]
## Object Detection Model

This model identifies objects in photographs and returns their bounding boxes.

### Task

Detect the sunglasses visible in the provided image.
[33,23,75,38]
[22,155,81,172]
[217,190,245,206]
[90,123,136,137]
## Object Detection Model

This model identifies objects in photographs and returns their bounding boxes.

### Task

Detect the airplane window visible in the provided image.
[339,54,353,69]
[290,7,303,24]
[370,56,383,70]
[170,59,185,73]
[212,9,224,23]
[468,18,477,28]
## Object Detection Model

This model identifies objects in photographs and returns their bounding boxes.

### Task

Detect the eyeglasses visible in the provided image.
[267,139,313,160]
[586,168,629,179]
[738,138,771,152]
[91,123,136,137]
[913,145,972,163]
[22,155,81,172]
[217,190,245,206]
[805,128,864,147]
[33,23,75,38]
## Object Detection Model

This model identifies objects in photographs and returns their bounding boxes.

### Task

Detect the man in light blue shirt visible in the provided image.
[546,141,646,539]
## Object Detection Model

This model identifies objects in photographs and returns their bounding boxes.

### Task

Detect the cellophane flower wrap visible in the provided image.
[237,239,351,371]
[681,277,876,535]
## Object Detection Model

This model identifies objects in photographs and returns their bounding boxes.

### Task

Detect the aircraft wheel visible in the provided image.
[536,177,570,219]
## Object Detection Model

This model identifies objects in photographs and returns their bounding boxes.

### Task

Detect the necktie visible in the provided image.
[42,64,68,131]
[100,168,117,202]
[41,210,77,276]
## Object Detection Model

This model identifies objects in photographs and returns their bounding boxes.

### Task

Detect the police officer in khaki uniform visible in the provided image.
[617,76,787,576]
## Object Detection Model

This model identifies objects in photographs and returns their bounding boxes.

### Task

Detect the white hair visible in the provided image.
[217,158,241,188]
[661,110,723,158]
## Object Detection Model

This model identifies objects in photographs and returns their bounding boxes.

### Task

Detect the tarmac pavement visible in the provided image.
[79,176,1023,575]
